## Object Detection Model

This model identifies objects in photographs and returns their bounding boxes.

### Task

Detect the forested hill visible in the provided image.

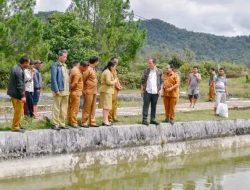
[36,11,58,21]
[140,19,250,64]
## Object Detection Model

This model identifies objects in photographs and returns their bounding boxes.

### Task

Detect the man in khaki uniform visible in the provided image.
[162,64,180,125]
[108,57,122,123]
[208,67,216,101]
[68,60,83,128]
[51,50,70,130]
[82,56,99,127]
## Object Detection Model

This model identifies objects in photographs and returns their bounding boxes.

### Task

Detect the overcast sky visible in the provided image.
[35,0,250,37]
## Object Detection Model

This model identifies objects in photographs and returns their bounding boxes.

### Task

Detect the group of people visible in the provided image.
[141,59,180,125]
[187,65,228,115]
[23,60,43,118]
[141,59,228,126]
[7,50,121,132]
[7,58,43,132]
[50,50,121,131]
[7,50,228,133]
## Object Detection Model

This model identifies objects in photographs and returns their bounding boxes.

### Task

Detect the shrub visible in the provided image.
[221,63,246,78]
[118,72,142,89]
[179,63,191,83]
[168,55,184,69]
[246,75,250,83]
[0,70,9,89]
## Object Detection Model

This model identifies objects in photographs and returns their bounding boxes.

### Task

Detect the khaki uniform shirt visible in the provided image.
[163,71,179,98]
[82,66,98,95]
[70,67,83,96]
[99,69,116,94]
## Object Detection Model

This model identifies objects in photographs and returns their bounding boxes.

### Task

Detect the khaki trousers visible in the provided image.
[208,85,215,101]
[163,97,177,120]
[109,89,119,121]
[52,95,69,127]
[82,94,96,125]
[68,94,80,126]
[11,97,24,131]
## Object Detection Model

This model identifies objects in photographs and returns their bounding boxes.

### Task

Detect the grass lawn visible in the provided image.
[0,98,205,108]
[108,108,250,125]
[0,76,249,108]
[0,101,11,107]
[0,89,7,93]
[0,99,53,107]
[0,95,203,108]
[117,96,219,108]
[0,108,249,131]
[120,76,250,99]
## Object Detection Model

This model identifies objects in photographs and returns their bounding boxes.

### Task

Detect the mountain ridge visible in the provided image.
[140,19,250,64]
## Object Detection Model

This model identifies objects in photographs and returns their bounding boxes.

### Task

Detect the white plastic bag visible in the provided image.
[216,103,228,118]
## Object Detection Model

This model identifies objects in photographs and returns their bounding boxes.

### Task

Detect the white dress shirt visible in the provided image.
[146,69,158,94]
[24,69,34,92]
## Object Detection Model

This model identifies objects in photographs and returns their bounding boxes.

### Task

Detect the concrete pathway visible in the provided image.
[1,100,250,123]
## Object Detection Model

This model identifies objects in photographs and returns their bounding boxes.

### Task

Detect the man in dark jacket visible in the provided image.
[141,58,163,126]
[7,56,30,132]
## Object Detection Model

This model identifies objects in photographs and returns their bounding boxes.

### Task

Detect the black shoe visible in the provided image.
[81,125,89,128]
[169,119,175,125]
[20,125,26,130]
[113,119,119,123]
[150,120,159,125]
[59,126,69,129]
[51,125,60,131]
[12,128,26,133]
[142,121,149,126]
[162,119,170,123]
[102,122,112,127]
[90,124,99,128]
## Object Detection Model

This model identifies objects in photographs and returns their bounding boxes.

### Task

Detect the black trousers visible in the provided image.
[24,91,34,117]
[142,92,159,122]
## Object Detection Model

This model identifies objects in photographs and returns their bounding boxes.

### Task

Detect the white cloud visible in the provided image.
[34,0,250,36]
[34,0,71,13]
[130,0,250,36]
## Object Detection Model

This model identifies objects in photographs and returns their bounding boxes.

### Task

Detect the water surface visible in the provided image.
[0,147,250,190]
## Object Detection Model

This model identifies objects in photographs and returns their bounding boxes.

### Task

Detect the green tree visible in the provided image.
[183,48,195,63]
[168,55,184,69]
[0,0,35,19]
[71,0,146,69]
[0,10,49,68]
[0,0,49,88]
[43,12,97,67]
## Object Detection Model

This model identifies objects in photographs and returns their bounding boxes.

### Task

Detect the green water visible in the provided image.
[1,147,250,190]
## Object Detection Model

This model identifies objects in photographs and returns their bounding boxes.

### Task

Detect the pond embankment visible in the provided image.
[0,119,250,179]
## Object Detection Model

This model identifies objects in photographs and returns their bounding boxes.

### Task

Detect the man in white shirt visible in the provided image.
[24,61,35,117]
[141,58,163,125]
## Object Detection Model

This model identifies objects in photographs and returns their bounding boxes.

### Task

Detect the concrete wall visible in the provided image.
[0,119,250,160]
[0,119,250,179]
